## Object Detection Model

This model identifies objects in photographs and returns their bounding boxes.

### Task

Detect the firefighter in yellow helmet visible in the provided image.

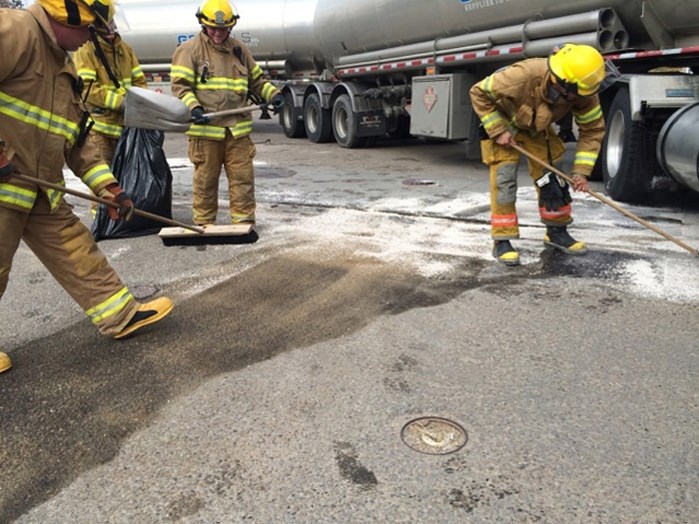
[469,43,609,266]
[171,0,285,227]
[0,0,174,374]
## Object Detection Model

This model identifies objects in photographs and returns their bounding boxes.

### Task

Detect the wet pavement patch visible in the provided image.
[334,442,378,490]
[537,249,645,280]
[401,417,468,455]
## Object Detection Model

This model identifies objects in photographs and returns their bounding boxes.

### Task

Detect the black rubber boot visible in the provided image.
[544,226,588,255]
[492,240,520,266]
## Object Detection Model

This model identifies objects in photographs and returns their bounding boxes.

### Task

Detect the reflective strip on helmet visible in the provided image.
[0,183,36,210]
[171,65,196,84]
[92,120,123,138]
[186,124,227,139]
[86,287,134,324]
[574,151,598,167]
[0,91,80,144]
[573,105,602,125]
[81,163,114,192]
[78,68,98,82]
[197,77,248,94]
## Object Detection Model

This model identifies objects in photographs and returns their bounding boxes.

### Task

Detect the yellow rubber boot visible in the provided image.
[0,351,11,373]
[544,226,588,255]
[114,297,174,340]
[492,240,521,266]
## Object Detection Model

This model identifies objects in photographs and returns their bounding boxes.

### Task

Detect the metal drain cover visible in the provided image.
[401,417,468,455]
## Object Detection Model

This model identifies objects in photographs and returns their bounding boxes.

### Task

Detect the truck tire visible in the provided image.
[602,87,652,202]
[279,91,306,139]
[332,94,366,148]
[304,92,334,143]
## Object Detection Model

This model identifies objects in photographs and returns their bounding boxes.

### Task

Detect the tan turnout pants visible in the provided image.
[480,128,572,240]
[0,195,139,335]
[188,132,257,225]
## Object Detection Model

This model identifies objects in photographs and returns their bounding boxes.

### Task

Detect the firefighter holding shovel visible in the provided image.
[0,0,174,374]
[469,44,610,266]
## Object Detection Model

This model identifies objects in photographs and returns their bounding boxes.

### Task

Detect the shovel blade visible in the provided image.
[124,87,192,132]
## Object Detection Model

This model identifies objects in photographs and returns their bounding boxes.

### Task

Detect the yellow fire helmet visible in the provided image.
[548,43,606,97]
[38,0,114,28]
[196,0,240,28]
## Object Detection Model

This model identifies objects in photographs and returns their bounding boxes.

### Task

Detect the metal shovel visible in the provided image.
[124,86,268,132]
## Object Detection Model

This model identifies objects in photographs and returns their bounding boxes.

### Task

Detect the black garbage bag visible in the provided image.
[92,128,173,240]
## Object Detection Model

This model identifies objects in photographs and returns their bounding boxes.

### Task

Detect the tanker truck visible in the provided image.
[112,0,699,203]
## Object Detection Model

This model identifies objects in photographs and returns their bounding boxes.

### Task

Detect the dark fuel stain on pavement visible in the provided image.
[0,253,483,521]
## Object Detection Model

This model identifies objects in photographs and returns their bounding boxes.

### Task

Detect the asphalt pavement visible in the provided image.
[1,119,698,523]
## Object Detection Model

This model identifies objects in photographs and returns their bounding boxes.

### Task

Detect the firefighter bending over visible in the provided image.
[0,0,174,374]
[469,44,608,266]
[171,0,285,227]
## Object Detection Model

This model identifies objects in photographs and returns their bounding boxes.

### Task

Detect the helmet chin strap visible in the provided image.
[88,24,120,89]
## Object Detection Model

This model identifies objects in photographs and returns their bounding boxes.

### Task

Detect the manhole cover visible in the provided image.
[402,178,436,186]
[401,417,468,455]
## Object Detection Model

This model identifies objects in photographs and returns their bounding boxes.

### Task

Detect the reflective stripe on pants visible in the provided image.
[480,128,572,239]
[0,195,139,335]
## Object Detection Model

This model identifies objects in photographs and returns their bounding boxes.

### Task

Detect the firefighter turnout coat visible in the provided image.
[171,32,280,140]
[469,58,605,239]
[74,33,148,140]
[470,58,605,178]
[0,5,139,334]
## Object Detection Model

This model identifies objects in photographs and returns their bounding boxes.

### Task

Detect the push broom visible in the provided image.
[510,143,698,257]
[14,175,257,246]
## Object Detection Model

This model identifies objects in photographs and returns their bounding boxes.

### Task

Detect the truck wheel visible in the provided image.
[332,94,365,148]
[602,87,651,202]
[304,92,334,143]
[279,91,306,139]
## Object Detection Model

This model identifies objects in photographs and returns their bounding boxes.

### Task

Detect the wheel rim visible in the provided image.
[335,106,349,139]
[282,105,293,130]
[606,109,625,180]
[307,104,318,134]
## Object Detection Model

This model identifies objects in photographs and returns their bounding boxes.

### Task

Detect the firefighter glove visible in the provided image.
[536,171,572,212]
[191,106,210,125]
[270,93,285,114]
[101,183,135,221]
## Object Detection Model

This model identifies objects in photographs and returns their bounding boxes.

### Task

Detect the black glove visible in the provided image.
[536,171,572,212]
[191,106,210,125]
[269,93,285,114]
